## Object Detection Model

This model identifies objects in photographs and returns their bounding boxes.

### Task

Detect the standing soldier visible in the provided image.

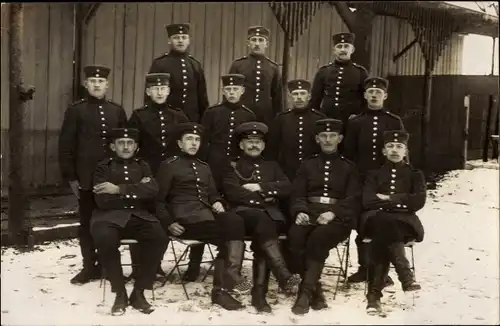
[129,73,189,176]
[309,32,368,136]
[148,23,209,122]
[343,77,405,285]
[265,79,326,181]
[229,26,283,127]
[59,65,127,284]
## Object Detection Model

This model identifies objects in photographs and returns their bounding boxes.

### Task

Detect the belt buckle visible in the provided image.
[319,196,329,204]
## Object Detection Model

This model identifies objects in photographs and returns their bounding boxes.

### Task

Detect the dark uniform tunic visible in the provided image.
[359,162,426,242]
[290,152,362,227]
[222,156,291,223]
[92,157,159,228]
[200,101,256,188]
[343,109,405,175]
[148,51,209,122]
[128,102,189,175]
[59,96,128,190]
[229,54,283,126]
[155,154,223,226]
[309,60,368,123]
[266,109,326,181]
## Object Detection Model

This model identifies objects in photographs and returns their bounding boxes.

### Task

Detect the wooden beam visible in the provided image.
[393,38,418,62]
[421,61,433,172]
[331,1,356,32]
[352,7,374,70]
[83,3,100,25]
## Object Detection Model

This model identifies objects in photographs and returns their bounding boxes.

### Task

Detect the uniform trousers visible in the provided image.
[236,209,286,253]
[91,216,168,293]
[288,222,351,274]
[78,190,98,268]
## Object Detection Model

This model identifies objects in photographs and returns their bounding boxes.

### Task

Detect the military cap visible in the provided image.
[175,122,204,140]
[332,32,355,45]
[110,128,139,142]
[83,65,110,79]
[221,74,245,87]
[247,26,270,39]
[383,130,409,145]
[235,121,268,140]
[287,79,311,92]
[364,77,389,92]
[145,73,170,87]
[165,23,190,37]
[315,118,343,134]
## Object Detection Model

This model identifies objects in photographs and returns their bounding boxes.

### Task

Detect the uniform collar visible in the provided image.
[290,107,310,114]
[383,160,407,169]
[365,108,387,116]
[249,52,267,59]
[222,100,242,110]
[87,95,106,104]
[241,154,264,164]
[334,59,352,66]
[147,101,168,111]
[319,150,340,160]
[113,156,137,164]
[168,49,189,57]
[179,151,198,160]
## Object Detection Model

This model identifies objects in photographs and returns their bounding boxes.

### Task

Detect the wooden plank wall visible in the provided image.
[387,75,499,171]
[370,15,464,77]
[0,4,75,190]
[81,2,348,116]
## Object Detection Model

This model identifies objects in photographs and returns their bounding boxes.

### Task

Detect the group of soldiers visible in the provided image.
[58,23,427,317]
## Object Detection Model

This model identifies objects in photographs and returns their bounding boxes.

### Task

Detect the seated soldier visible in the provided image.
[360,130,425,315]
[288,118,362,315]
[222,121,301,313]
[91,128,168,316]
[155,122,252,311]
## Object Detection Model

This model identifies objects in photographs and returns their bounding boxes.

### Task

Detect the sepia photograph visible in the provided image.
[1,1,499,325]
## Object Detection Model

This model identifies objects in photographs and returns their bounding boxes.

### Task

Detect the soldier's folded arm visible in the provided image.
[362,170,393,210]
[117,161,159,199]
[388,170,427,211]
[258,163,292,199]
[92,163,126,210]
[330,168,363,222]
[155,162,176,228]
[58,105,79,182]
[308,67,325,110]
[289,162,311,217]
[222,168,266,206]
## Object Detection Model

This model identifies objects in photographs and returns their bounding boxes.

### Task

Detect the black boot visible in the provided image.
[251,256,272,313]
[225,241,252,294]
[111,289,128,316]
[388,242,421,291]
[347,238,368,283]
[182,244,204,283]
[129,288,154,314]
[366,262,388,315]
[261,240,301,294]
[211,257,244,310]
[310,282,328,310]
[291,260,324,315]
[70,264,101,284]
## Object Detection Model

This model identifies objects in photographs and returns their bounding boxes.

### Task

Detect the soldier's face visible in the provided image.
[333,43,355,61]
[247,36,268,55]
[316,132,343,154]
[146,85,170,104]
[178,133,201,156]
[168,34,190,53]
[223,85,245,103]
[383,142,407,163]
[240,137,265,157]
[111,138,137,160]
[84,77,109,98]
[290,89,311,109]
[364,88,388,109]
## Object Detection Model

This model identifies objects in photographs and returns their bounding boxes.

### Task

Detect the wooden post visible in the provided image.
[482,95,494,162]
[8,3,35,248]
[281,33,291,112]
[421,60,433,171]
[352,7,374,71]
[73,4,83,101]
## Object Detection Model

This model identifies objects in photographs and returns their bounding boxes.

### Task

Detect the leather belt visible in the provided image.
[308,196,338,205]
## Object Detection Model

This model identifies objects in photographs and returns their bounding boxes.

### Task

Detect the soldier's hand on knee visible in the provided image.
[93,182,120,194]
[168,222,185,236]
[242,183,262,192]
[295,213,310,225]
[376,193,391,201]
[317,211,335,225]
[69,180,80,199]
[211,201,225,213]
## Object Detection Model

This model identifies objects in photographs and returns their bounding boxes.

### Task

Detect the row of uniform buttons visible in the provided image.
[123,164,134,209]
[372,116,379,161]
[249,163,263,205]
[389,168,407,209]
[227,112,236,156]
[322,160,331,197]
[192,162,204,201]
[298,116,304,160]
[332,65,343,108]
[100,104,108,147]
[181,58,188,104]
[255,59,262,103]
[158,107,168,158]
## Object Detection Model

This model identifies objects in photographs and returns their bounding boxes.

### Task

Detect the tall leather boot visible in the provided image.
[291,260,324,315]
[366,261,389,314]
[311,282,328,310]
[71,229,100,284]
[111,286,128,316]
[347,236,368,283]
[211,257,244,310]
[225,241,252,294]
[251,255,272,313]
[129,287,154,314]
[261,240,301,294]
[182,244,204,282]
[387,242,421,291]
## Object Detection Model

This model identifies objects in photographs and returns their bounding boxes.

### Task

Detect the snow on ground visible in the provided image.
[1,168,499,325]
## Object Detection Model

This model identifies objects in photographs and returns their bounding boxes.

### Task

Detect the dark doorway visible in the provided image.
[466,94,498,160]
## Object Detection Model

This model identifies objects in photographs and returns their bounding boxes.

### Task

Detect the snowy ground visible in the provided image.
[1,166,499,325]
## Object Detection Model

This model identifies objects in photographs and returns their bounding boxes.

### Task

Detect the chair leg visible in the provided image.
[168,241,190,300]
[201,244,216,282]
[101,267,106,304]
[333,243,348,300]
